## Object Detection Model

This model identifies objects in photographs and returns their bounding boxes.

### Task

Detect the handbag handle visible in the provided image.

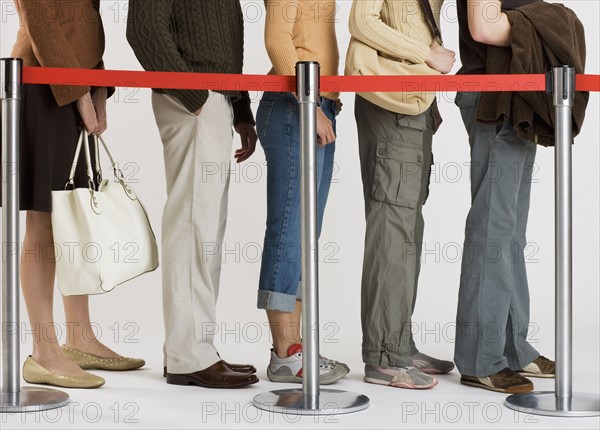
[96,135,130,187]
[64,130,136,202]
[65,131,128,184]
[65,130,96,191]
[93,136,102,185]
[96,134,137,200]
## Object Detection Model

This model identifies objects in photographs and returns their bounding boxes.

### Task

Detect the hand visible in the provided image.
[234,122,258,163]
[425,41,456,74]
[76,91,99,134]
[91,87,107,135]
[317,107,335,147]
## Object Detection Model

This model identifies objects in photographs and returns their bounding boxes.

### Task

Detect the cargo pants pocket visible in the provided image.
[372,139,425,209]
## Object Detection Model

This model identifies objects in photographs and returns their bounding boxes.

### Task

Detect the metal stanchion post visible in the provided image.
[298,60,320,411]
[1,58,69,413]
[505,66,600,417]
[253,62,369,416]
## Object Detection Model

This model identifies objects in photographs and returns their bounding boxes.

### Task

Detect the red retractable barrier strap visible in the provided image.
[21,67,600,93]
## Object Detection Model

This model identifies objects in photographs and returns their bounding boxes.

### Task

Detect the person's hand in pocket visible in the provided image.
[317,107,335,147]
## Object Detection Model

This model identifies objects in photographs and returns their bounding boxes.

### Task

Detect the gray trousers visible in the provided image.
[454,92,540,376]
[355,95,435,367]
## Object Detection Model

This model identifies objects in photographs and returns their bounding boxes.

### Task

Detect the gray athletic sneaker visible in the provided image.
[267,344,349,385]
[364,364,438,389]
[411,352,455,374]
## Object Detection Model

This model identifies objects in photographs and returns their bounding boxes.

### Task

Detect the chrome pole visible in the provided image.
[1,57,69,413]
[253,62,369,415]
[505,66,599,417]
[554,65,574,405]
[1,59,21,398]
[298,61,320,410]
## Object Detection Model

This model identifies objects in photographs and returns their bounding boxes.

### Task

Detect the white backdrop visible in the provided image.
[1,1,598,429]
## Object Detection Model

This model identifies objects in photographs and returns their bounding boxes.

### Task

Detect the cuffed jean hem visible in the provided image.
[257,290,299,313]
[362,343,415,368]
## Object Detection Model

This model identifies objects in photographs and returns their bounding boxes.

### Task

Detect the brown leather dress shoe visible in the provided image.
[166,361,258,388]
[224,362,256,373]
[217,353,257,374]
[163,361,256,377]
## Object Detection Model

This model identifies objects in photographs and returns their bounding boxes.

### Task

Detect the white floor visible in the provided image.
[3,344,599,429]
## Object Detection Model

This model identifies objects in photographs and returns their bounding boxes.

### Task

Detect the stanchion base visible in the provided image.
[505,391,600,417]
[0,386,69,413]
[253,388,369,416]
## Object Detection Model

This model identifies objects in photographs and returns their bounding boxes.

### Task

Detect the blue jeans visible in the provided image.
[257,92,339,312]
[453,92,539,376]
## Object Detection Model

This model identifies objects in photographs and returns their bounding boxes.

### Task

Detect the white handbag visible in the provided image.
[51,130,159,296]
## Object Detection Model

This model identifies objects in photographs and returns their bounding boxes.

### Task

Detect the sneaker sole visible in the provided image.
[460,378,533,393]
[517,372,555,379]
[267,367,349,385]
[364,376,438,390]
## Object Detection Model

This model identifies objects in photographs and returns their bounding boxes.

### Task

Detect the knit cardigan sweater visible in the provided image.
[126,0,254,126]
[345,0,443,115]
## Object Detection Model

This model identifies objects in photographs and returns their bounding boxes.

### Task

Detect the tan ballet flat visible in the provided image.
[23,356,105,389]
[61,345,145,371]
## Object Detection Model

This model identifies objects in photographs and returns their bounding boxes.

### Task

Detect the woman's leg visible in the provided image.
[266,101,336,359]
[257,94,303,352]
[62,295,123,359]
[21,211,86,376]
[267,301,302,358]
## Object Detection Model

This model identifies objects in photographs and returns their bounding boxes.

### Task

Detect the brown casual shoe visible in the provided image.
[517,355,555,378]
[163,361,256,377]
[165,361,258,388]
[460,368,533,393]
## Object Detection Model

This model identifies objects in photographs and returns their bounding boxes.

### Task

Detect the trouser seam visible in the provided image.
[187,117,202,371]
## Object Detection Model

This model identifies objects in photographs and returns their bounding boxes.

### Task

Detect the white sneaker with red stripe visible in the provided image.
[266,344,349,385]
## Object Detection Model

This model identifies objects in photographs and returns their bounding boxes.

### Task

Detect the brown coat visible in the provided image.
[12,0,107,106]
[476,1,588,146]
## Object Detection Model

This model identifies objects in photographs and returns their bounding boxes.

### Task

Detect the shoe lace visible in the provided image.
[319,357,337,370]
[296,353,337,370]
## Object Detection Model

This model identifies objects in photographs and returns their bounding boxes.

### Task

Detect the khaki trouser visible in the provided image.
[152,91,233,373]
[355,95,435,367]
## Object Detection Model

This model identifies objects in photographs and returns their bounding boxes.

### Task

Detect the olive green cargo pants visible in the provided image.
[355,94,435,367]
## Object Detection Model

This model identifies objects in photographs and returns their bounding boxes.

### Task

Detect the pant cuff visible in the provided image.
[257,290,298,312]
[362,343,414,367]
[455,360,509,377]
[507,349,540,372]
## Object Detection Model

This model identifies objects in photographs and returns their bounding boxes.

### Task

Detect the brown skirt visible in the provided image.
[0,84,96,212]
